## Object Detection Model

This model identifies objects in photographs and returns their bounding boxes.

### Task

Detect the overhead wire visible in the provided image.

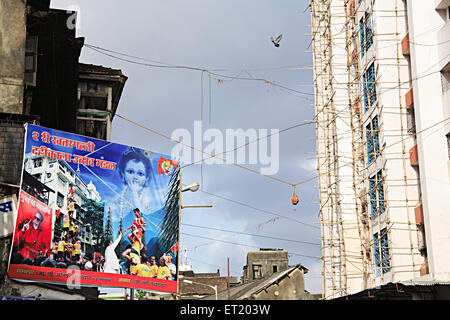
[182,232,320,260]
[114,112,449,189]
[84,43,312,72]
[186,256,242,276]
[195,188,320,230]
[114,113,295,186]
[87,31,449,200]
[84,44,315,100]
[181,119,315,168]
[181,222,320,246]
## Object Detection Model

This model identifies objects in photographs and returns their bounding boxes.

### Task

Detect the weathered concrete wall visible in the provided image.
[246,250,289,280]
[0,237,12,282]
[0,0,26,114]
[253,268,307,300]
[0,118,26,187]
[0,278,85,300]
[407,0,450,281]
[0,113,38,200]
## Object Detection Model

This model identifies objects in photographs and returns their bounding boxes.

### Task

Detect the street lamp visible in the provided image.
[181,182,200,193]
[180,182,212,209]
[183,279,218,300]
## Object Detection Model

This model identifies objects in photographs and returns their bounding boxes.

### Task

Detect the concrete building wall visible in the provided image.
[246,250,289,281]
[0,0,26,114]
[406,0,450,280]
[0,278,86,300]
[369,0,422,286]
[252,268,307,300]
[0,114,39,189]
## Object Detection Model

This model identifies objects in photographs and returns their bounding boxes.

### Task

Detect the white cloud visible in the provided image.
[299,158,316,172]
[304,260,322,294]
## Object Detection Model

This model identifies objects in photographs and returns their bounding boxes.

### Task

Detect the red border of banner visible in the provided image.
[8,264,177,292]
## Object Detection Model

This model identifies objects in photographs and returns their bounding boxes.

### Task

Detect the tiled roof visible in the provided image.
[180,276,228,295]
[79,63,125,77]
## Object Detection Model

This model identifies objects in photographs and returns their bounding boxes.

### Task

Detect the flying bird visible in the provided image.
[271,34,283,47]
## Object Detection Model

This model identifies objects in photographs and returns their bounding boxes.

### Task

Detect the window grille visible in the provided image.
[363,63,376,111]
[359,11,373,58]
[369,169,385,220]
[366,115,380,164]
[373,228,391,276]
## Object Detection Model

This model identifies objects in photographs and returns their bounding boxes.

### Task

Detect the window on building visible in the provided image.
[58,176,66,189]
[252,264,263,280]
[24,36,38,86]
[359,11,373,58]
[417,224,427,253]
[273,265,278,273]
[57,192,64,208]
[373,228,391,276]
[366,115,380,164]
[369,170,385,220]
[407,108,416,134]
[77,118,107,140]
[33,158,42,168]
[446,133,450,160]
[363,63,377,112]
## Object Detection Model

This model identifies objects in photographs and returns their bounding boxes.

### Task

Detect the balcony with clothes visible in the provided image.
[76,63,128,141]
[405,88,416,134]
[21,170,54,205]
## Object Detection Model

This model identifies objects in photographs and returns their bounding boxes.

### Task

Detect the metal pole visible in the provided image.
[227,257,230,300]
[176,171,182,300]
[181,205,213,209]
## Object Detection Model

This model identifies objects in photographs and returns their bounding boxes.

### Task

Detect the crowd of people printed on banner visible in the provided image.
[117,208,176,280]
[50,188,176,280]
[52,185,82,266]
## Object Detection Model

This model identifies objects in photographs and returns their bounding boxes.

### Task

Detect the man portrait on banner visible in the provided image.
[15,211,50,261]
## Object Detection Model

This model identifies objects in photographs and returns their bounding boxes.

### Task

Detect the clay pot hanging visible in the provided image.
[291,186,299,205]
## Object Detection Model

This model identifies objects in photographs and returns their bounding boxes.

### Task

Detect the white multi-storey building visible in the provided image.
[310,0,450,299]
[23,154,102,253]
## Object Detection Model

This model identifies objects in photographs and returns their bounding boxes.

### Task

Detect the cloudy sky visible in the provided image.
[51,0,322,293]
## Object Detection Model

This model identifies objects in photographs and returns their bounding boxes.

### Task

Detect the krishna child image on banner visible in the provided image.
[7,124,180,293]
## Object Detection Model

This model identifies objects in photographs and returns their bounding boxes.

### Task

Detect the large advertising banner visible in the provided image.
[7,124,180,293]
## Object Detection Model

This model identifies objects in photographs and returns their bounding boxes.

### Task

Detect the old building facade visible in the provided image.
[0,0,127,300]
